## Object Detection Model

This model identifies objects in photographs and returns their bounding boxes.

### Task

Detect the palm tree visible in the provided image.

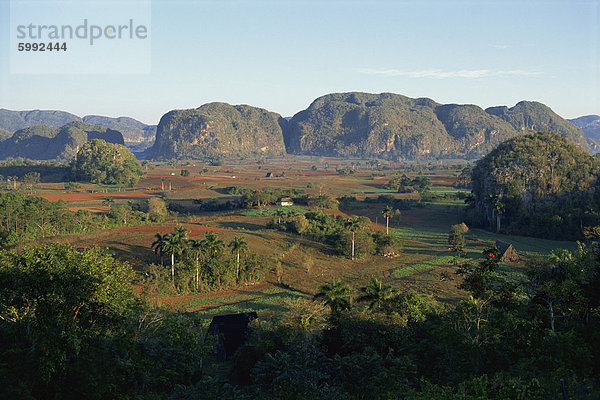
[344,217,362,261]
[201,231,224,259]
[228,236,248,280]
[200,231,225,285]
[381,205,396,235]
[186,239,206,290]
[489,194,505,233]
[151,233,166,266]
[174,225,190,239]
[358,278,396,310]
[162,231,187,281]
[274,208,286,224]
[314,279,353,313]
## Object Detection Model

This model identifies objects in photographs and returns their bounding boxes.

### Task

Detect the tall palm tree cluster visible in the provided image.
[151,226,248,289]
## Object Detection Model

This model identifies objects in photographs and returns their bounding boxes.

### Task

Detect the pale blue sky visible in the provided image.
[0,0,598,124]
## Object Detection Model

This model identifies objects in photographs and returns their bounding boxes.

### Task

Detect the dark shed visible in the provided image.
[207,312,258,360]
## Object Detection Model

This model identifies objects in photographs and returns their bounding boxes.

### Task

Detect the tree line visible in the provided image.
[267,208,401,259]
[0,192,168,246]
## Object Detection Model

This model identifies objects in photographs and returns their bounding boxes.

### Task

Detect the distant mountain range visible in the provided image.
[1,94,597,161]
[0,121,124,160]
[0,109,156,152]
[569,115,600,142]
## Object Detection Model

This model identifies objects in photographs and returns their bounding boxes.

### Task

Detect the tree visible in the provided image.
[228,236,248,280]
[161,227,189,281]
[22,171,40,193]
[381,205,398,235]
[186,239,205,290]
[8,176,18,190]
[314,279,353,313]
[0,244,138,394]
[526,248,592,333]
[112,204,133,225]
[148,197,167,222]
[448,223,469,254]
[151,233,167,266]
[358,278,396,310]
[344,217,362,261]
[201,231,224,259]
[102,196,114,208]
[72,139,143,186]
[199,232,225,286]
[274,208,286,225]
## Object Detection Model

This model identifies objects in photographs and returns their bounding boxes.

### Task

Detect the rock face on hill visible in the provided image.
[148,102,287,160]
[82,115,156,152]
[284,93,588,159]
[0,121,125,160]
[0,109,156,152]
[570,115,600,142]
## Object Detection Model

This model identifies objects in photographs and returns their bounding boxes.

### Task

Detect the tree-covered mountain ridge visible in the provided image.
[284,92,591,159]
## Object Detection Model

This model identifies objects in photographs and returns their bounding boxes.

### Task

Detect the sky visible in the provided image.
[0,0,598,125]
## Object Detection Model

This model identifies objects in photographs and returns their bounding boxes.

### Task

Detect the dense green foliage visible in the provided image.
[0,191,159,246]
[0,244,211,399]
[468,132,600,239]
[148,228,269,294]
[0,158,68,182]
[71,139,143,185]
[267,211,400,258]
[449,222,469,253]
[0,192,77,245]
[149,102,287,160]
[284,92,588,160]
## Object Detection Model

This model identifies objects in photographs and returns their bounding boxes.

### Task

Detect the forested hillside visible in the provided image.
[467,131,600,239]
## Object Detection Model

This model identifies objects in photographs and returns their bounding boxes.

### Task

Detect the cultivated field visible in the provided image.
[16,156,576,317]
